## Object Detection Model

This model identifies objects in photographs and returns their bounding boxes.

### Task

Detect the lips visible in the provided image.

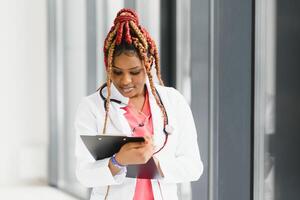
[121,87,134,93]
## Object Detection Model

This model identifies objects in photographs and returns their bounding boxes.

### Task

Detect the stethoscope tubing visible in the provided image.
[99,83,170,154]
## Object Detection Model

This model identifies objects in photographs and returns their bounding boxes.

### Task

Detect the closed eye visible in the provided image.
[112,67,142,76]
[130,70,141,75]
[112,70,122,75]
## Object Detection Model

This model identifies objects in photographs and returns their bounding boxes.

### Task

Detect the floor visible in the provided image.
[0,186,79,200]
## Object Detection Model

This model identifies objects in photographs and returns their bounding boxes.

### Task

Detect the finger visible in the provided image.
[144,134,153,140]
[141,143,155,154]
[124,141,145,149]
[143,135,153,144]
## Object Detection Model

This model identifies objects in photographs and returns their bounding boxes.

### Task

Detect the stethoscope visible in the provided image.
[99,83,173,154]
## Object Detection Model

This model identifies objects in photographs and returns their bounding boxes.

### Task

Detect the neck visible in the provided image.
[130,85,146,100]
[129,87,146,111]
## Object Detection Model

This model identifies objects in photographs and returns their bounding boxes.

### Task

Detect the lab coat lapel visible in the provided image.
[107,104,132,136]
[146,81,165,149]
[102,83,132,136]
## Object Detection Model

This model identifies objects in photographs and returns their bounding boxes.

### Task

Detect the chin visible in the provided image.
[116,85,144,98]
[119,89,136,98]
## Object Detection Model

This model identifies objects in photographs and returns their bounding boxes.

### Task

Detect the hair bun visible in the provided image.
[114,8,139,25]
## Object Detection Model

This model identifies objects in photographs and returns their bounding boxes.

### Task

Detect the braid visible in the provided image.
[146,69,168,125]
[103,23,119,67]
[102,40,115,134]
[102,8,167,133]
[129,21,148,50]
[124,22,132,44]
[149,39,164,86]
[116,22,125,45]
[104,24,119,51]
[116,8,139,21]
[141,27,164,86]
[131,37,167,125]
[132,37,147,61]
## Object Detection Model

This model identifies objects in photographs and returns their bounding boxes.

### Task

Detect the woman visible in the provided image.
[75,8,203,200]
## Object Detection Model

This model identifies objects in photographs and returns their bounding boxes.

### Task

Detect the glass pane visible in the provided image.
[255,1,300,200]
[254,0,277,199]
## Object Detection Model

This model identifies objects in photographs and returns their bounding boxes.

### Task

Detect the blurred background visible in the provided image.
[0,0,299,200]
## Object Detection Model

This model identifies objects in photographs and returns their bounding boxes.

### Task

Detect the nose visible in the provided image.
[120,73,132,85]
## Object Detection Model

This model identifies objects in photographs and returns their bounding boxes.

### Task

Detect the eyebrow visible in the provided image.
[112,66,141,70]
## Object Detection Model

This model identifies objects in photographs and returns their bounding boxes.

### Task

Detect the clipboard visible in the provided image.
[80,135,161,179]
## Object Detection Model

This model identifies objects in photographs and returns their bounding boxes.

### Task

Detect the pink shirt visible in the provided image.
[121,90,154,200]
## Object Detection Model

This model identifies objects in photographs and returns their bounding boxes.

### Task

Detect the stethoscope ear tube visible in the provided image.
[153,133,168,155]
[153,124,174,154]
[100,83,172,154]
[100,83,122,110]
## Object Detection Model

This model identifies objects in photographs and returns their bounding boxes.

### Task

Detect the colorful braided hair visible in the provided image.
[101,8,166,134]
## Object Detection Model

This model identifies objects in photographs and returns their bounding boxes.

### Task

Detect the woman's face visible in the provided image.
[111,52,146,99]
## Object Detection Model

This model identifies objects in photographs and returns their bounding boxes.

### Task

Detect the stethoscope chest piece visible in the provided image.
[164,124,174,135]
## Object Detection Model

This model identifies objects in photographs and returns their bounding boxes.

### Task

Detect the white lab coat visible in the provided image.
[74,80,203,200]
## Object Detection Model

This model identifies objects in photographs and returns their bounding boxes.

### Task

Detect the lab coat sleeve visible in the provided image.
[74,97,127,187]
[154,89,204,183]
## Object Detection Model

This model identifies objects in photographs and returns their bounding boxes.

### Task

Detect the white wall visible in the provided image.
[0,0,48,185]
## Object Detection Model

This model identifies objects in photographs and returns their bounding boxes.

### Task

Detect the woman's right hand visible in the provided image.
[115,135,155,165]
